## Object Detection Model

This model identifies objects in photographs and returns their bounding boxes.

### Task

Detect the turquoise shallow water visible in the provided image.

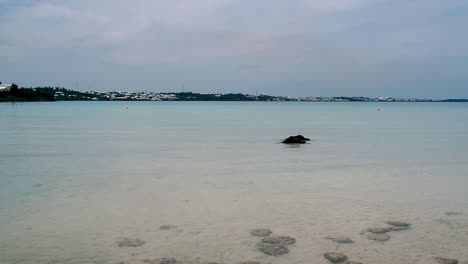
[1,102,468,264]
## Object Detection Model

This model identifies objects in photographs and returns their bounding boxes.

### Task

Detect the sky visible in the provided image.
[0,0,467,98]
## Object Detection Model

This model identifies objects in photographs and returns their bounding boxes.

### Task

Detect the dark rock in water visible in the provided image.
[385,221,411,227]
[365,233,390,242]
[117,237,146,247]
[250,228,272,237]
[324,252,348,263]
[261,236,296,245]
[367,227,390,234]
[435,257,458,264]
[325,236,354,243]
[257,243,289,256]
[282,135,310,144]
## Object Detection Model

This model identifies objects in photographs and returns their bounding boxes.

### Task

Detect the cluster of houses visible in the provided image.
[292,96,439,102]
[87,91,178,101]
[1,82,446,102]
[0,82,11,91]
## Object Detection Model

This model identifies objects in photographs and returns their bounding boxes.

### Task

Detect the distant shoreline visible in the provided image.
[2,99,468,103]
[1,87,467,103]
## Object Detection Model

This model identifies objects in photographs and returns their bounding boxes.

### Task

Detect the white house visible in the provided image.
[0,82,11,91]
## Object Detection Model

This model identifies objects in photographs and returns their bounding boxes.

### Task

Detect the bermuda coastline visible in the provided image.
[1,85,467,103]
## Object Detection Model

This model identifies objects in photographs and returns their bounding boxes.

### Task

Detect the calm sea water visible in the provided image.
[1,102,468,264]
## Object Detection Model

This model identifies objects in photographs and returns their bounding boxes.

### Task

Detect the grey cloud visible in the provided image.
[0,0,467,98]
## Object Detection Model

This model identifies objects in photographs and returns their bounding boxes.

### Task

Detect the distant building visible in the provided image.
[0,82,11,91]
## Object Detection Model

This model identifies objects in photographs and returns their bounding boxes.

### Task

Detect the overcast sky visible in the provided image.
[1,0,467,98]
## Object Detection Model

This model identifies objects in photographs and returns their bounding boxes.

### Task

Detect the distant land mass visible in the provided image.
[0,85,467,102]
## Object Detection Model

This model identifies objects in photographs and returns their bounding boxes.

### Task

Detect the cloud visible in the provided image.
[0,0,467,97]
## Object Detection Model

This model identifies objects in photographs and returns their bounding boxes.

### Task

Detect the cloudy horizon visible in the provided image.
[1,0,467,98]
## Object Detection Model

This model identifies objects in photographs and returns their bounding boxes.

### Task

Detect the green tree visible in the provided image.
[10,83,19,95]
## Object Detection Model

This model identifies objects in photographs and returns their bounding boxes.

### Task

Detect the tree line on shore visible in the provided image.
[0,85,94,102]
[0,85,277,102]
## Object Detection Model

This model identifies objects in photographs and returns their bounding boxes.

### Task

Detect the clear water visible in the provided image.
[1,102,467,264]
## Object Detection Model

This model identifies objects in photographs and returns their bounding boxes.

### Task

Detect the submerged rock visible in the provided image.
[257,235,295,256]
[250,228,272,237]
[159,258,177,264]
[445,211,463,216]
[388,225,410,231]
[144,258,177,264]
[257,243,289,256]
[365,233,390,242]
[160,225,178,230]
[386,221,411,227]
[435,257,458,264]
[325,236,354,244]
[260,236,296,245]
[282,135,310,144]
[367,227,390,234]
[117,237,146,247]
[324,252,348,263]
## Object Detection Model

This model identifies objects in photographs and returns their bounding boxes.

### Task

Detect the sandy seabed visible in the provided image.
[1,164,467,264]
